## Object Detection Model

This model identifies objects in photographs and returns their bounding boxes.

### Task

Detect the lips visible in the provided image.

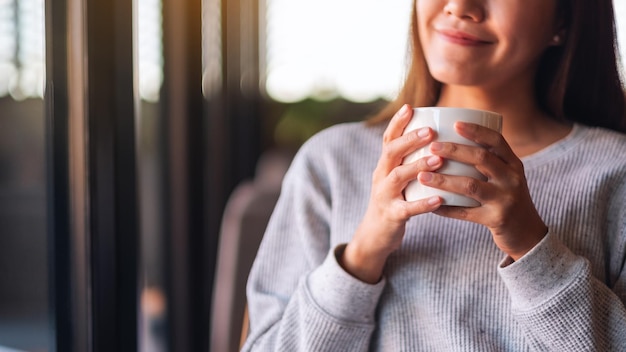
[436,28,493,46]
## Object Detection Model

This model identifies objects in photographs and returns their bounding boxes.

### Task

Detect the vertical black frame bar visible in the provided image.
[45,0,72,349]
[85,0,139,350]
[223,0,261,184]
[160,0,265,349]
[46,0,140,350]
[161,0,207,350]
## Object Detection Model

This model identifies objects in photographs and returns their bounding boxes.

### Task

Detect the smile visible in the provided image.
[437,28,492,46]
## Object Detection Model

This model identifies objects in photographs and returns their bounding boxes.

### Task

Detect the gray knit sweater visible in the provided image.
[242,122,626,351]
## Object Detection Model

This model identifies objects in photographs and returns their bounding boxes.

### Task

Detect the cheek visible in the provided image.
[499,29,551,65]
[491,9,555,52]
[415,0,434,16]
[415,2,438,58]
[415,0,439,33]
[492,14,554,58]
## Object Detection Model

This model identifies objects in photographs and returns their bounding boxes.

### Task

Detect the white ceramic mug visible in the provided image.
[402,107,502,207]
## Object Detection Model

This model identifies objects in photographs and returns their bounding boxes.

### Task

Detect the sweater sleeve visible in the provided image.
[497,129,626,351]
[498,232,626,351]
[241,138,385,351]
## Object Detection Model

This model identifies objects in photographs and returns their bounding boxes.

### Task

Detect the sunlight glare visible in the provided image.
[265,0,413,103]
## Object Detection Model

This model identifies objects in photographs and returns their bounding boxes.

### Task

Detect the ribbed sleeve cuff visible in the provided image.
[497,232,587,311]
[307,244,386,324]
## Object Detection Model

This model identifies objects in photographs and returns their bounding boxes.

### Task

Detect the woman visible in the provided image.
[242,0,626,350]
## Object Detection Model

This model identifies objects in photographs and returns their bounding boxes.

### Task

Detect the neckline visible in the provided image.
[521,123,587,170]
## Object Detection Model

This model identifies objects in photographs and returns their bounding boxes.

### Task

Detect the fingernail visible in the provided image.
[430,142,443,151]
[455,121,471,130]
[427,196,441,205]
[418,127,429,138]
[426,155,440,166]
[399,104,409,116]
[419,172,433,182]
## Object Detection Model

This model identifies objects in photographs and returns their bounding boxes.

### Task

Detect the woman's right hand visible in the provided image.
[339,104,444,283]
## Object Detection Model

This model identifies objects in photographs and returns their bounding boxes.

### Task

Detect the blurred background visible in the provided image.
[0,0,625,351]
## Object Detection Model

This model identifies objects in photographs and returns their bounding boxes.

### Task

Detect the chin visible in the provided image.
[430,69,483,87]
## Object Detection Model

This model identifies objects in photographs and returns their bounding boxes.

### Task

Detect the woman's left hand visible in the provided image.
[418,121,548,261]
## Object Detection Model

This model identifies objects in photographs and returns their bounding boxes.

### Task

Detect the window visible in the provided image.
[263,0,413,103]
[0,0,44,100]
[0,0,163,102]
[137,0,163,102]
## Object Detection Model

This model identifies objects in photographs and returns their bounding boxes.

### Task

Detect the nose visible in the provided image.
[443,0,485,22]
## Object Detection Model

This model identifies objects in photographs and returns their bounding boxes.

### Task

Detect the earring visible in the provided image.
[552,34,561,44]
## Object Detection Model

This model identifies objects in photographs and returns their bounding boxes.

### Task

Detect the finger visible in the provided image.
[376,104,416,176]
[383,155,444,192]
[433,205,477,223]
[376,126,435,176]
[383,104,413,145]
[433,203,505,230]
[454,122,520,166]
[429,142,509,180]
[402,195,443,215]
[417,171,499,204]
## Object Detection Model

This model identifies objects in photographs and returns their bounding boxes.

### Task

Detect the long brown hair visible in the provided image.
[370,0,626,133]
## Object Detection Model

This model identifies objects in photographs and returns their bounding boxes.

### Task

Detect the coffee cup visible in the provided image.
[402,107,502,207]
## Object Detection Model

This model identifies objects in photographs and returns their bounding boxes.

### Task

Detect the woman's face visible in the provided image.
[417,0,561,90]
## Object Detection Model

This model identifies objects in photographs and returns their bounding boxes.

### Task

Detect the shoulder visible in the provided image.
[284,121,385,187]
[564,125,626,170]
[575,125,626,165]
[295,121,385,166]
[527,123,626,186]
[572,125,626,195]
[301,121,385,150]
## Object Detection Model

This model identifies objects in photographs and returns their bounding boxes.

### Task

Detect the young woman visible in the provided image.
[242,0,626,350]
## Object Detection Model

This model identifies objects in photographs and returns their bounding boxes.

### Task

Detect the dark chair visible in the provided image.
[210,150,292,352]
